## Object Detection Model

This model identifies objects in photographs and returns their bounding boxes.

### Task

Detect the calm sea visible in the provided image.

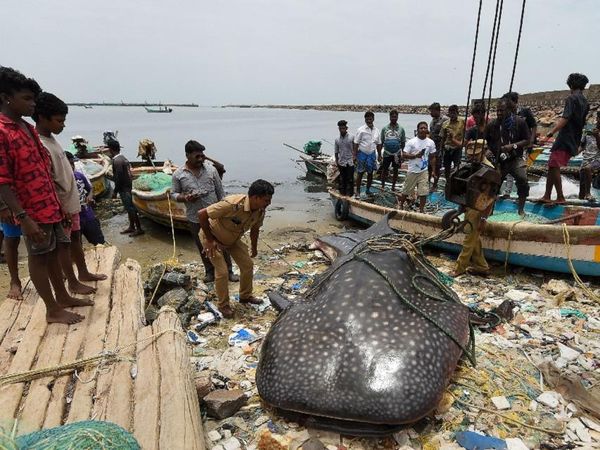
[58,107,429,231]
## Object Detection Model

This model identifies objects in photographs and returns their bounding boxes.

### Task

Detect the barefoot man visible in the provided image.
[0,66,88,324]
[34,92,107,291]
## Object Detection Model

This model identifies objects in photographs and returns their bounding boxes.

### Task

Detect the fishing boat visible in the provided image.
[131,186,188,231]
[144,106,173,113]
[330,188,600,276]
[128,161,186,230]
[76,155,111,198]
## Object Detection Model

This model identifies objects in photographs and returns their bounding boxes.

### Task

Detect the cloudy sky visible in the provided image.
[2,0,596,105]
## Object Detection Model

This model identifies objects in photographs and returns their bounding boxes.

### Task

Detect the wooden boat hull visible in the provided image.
[131,190,189,230]
[79,156,110,199]
[330,190,600,276]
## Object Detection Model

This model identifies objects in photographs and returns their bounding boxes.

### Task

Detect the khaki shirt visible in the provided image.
[206,194,265,246]
[441,118,465,149]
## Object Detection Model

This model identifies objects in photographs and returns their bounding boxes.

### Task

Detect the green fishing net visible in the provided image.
[0,420,140,450]
[132,173,172,193]
[487,211,549,224]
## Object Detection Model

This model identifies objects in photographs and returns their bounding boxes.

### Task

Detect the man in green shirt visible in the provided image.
[380,110,406,191]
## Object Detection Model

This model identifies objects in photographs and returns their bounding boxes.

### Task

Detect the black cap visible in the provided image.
[107,139,121,151]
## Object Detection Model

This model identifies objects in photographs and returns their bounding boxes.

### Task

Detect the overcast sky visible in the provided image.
[2,0,596,105]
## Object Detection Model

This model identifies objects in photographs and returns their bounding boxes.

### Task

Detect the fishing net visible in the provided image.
[132,173,172,193]
[0,420,140,450]
[78,159,103,177]
[303,140,322,156]
[487,211,548,224]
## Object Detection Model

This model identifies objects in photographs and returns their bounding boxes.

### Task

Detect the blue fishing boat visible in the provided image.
[330,189,600,276]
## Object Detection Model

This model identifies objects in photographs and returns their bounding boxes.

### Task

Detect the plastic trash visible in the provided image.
[187,330,204,345]
[455,431,507,450]
[204,300,223,320]
[195,312,218,332]
[559,308,588,319]
[228,328,258,347]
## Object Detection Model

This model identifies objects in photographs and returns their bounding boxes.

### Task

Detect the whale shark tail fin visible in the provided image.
[267,291,292,312]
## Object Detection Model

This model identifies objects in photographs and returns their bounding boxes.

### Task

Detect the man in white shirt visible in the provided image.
[353,111,382,199]
[398,122,436,213]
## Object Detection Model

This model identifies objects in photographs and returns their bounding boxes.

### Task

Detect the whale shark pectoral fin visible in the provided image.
[267,291,292,312]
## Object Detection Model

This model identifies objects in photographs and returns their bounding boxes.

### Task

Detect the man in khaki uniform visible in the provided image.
[199,179,274,318]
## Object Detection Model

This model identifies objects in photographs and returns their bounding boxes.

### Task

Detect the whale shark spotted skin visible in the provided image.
[256,214,471,429]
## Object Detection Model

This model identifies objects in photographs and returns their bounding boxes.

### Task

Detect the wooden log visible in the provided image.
[17,321,69,434]
[44,246,120,428]
[132,326,160,450]
[0,280,38,374]
[154,307,205,450]
[67,246,120,423]
[91,259,144,430]
[0,299,48,423]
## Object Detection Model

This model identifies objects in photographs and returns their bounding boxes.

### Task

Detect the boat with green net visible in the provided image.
[330,188,600,276]
[131,172,188,230]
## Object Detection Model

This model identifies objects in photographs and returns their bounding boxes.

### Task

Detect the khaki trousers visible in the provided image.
[200,231,254,308]
[455,208,489,274]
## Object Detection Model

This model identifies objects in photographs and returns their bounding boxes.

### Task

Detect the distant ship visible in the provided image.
[144,105,173,113]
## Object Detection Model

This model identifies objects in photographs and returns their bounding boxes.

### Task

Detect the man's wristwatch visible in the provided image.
[15,211,27,220]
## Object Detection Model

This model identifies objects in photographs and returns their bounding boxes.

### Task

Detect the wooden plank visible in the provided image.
[0,281,37,374]
[66,246,120,423]
[17,321,69,434]
[132,326,160,450]
[91,259,144,430]
[43,246,120,428]
[0,299,48,423]
[155,307,205,450]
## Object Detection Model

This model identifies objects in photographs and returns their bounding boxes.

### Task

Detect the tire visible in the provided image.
[335,198,350,221]
[441,209,460,230]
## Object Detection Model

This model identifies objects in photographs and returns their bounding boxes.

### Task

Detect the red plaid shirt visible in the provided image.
[0,114,62,224]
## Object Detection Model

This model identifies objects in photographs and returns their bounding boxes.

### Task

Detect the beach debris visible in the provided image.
[137,213,599,448]
[454,431,506,449]
[491,396,511,410]
[194,374,213,399]
[203,389,247,419]
[228,328,259,347]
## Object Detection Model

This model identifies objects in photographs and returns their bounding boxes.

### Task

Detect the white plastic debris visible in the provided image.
[557,342,580,361]
[491,396,511,410]
[506,437,529,450]
[536,391,562,408]
[505,289,530,302]
[208,430,222,442]
[568,418,592,443]
[221,437,241,450]
[581,417,600,432]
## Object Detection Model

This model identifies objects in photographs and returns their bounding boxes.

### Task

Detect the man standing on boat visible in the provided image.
[334,120,354,196]
[380,110,406,192]
[353,111,382,199]
[171,140,239,283]
[484,98,530,216]
[428,102,448,191]
[397,121,436,213]
[198,179,274,319]
[440,105,465,183]
[537,73,590,206]
[500,92,538,198]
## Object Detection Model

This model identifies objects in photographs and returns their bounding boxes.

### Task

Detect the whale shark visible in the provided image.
[256,213,472,435]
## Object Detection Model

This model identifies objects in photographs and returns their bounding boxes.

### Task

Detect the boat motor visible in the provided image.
[441,162,501,230]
